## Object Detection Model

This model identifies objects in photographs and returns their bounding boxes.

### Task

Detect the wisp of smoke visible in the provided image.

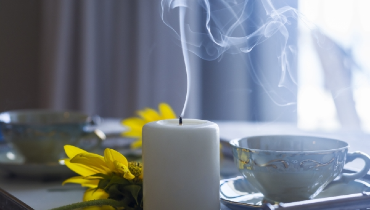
[161,0,298,117]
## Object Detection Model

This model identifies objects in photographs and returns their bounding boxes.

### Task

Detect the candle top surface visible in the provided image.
[150,119,217,128]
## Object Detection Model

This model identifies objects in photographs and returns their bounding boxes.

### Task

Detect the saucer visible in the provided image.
[0,144,76,179]
[220,176,370,209]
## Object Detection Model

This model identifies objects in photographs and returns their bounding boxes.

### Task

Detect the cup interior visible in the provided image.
[230,135,348,152]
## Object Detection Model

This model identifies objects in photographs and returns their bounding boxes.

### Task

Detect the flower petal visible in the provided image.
[137,108,161,122]
[64,159,100,176]
[83,188,114,210]
[123,172,135,180]
[130,138,142,149]
[122,103,176,150]
[123,129,142,138]
[70,153,111,174]
[159,103,176,119]
[62,176,99,188]
[64,145,88,159]
[114,160,135,180]
[104,148,128,172]
[121,117,145,139]
[121,117,146,130]
[83,188,109,201]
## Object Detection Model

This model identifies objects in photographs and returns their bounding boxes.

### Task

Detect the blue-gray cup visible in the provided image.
[230,135,370,203]
[0,110,105,163]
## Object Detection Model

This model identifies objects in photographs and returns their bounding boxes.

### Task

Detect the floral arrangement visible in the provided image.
[121,103,176,149]
[53,103,176,210]
[52,145,143,210]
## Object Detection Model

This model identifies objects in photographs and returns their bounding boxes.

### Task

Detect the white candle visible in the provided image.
[142,119,220,210]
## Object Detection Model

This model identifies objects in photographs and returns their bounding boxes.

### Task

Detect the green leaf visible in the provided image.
[111,175,131,185]
[106,185,124,200]
[123,185,142,205]
[121,194,136,209]
[104,175,131,191]
[98,179,110,189]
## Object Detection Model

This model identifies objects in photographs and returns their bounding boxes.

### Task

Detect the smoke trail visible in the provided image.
[161,0,298,116]
[178,7,190,117]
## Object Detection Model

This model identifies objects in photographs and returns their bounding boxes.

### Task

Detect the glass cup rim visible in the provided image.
[0,109,94,126]
[229,134,349,153]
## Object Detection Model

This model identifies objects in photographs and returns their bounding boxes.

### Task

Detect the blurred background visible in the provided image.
[0,0,369,133]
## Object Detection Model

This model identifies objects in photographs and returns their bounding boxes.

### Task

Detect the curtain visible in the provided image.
[0,0,297,122]
[40,0,196,118]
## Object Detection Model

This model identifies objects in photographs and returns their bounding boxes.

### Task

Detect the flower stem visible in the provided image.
[50,199,122,210]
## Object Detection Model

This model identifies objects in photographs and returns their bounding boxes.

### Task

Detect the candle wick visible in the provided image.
[179,116,183,125]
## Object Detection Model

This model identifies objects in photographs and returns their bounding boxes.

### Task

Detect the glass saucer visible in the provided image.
[0,144,75,179]
[220,176,370,209]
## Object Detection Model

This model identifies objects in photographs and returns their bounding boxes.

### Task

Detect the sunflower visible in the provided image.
[121,103,176,149]
[60,145,143,210]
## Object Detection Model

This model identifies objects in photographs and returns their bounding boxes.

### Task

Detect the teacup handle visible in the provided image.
[78,129,106,151]
[339,151,370,182]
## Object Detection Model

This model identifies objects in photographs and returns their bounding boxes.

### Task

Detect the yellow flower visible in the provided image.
[121,103,176,149]
[62,145,137,187]
[61,145,143,210]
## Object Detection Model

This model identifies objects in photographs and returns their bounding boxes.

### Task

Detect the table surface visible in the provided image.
[1,120,370,210]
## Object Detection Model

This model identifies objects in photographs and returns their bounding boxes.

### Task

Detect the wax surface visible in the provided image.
[142,119,220,210]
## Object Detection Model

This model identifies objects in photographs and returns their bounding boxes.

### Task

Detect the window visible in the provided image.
[298,0,370,132]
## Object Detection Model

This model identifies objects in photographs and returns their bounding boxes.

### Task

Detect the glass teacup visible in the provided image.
[0,110,105,164]
[230,135,370,203]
